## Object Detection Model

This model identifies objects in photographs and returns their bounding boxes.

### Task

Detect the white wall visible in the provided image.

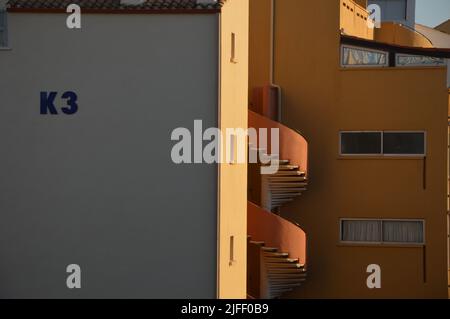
[0,12,219,298]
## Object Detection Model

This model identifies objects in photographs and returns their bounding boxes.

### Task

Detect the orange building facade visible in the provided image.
[247,0,450,298]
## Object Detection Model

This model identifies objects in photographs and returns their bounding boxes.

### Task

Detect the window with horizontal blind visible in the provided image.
[340,131,426,156]
[0,10,7,48]
[340,219,425,244]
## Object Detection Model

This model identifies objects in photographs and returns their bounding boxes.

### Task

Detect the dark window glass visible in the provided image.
[340,132,382,155]
[383,132,425,155]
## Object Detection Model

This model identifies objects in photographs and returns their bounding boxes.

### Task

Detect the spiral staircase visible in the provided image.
[247,85,309,299]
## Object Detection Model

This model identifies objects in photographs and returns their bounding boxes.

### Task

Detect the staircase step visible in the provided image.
[269,288,294,295]
[263,252,289,258]
[269,182,308,188]
[270,283,303,289]
[269,289,299,297]
[271,199,294,204]
[271,188,305,193]
[262,159,290,165]
[249,241,265,246]
[261,247,278,252]
[268,273,307,279]
[277,165,300,171]
[270,188,307,192]
[271,194,298,198]
[267,263,305,269]
[268,277,307,284]
[267,177,307,182]
[273,171,306,176]
[267,268,307,274]
[265,257,299,263]
[269,292,290,299]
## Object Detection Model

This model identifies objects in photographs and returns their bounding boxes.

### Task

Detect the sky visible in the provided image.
[416,0,450,27]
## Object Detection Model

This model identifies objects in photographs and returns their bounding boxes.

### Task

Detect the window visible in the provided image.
[340,132,382,155]
[230,32,236,63]
[382,220,424,244]
[340,131,426,156]
[341,220,382,242]
[341,45,388,67]
[396,54,446,67]
[340,219,425,245]
[0,9,7,48]
[383,132,425,155]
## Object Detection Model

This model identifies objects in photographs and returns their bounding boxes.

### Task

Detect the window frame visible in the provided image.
[339,218,426,246]
[340,44,389,68]
[339,131,427,157]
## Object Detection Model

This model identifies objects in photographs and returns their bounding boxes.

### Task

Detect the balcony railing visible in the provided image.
[374,22,434,48]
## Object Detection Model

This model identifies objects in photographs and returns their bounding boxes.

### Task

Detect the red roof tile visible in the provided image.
[6,0,223,12]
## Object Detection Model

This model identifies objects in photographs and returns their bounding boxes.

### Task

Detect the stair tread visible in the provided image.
[277,165,300,170]
[268,274,307,279]
[261,247,278,252]
[271,199,294,203]
[272,193,303,197]
[262,160,290,165]
[267,177,307,182]
[269,183,308,187]
[270,188,307,192]
[270,283,302,288]
[267,268,307,274]
[265,257,299,263]
[269,278,307,285]
[249,241,265,246]
[263,252,289,258]
[269,277,307,282]
[269,290,298,297]
[267,263,305,269]
[273,171,306,176]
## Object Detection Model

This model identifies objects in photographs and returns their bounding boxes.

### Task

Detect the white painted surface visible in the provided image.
[0,12,219,298]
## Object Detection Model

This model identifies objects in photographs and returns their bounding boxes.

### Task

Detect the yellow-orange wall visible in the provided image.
[249,0,272,102]
[250,0,448,298]
[218,0,249,299]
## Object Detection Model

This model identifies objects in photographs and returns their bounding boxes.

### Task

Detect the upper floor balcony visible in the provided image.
[339,0,450,72]
[340,0,374,41]
[340,0,435,49]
